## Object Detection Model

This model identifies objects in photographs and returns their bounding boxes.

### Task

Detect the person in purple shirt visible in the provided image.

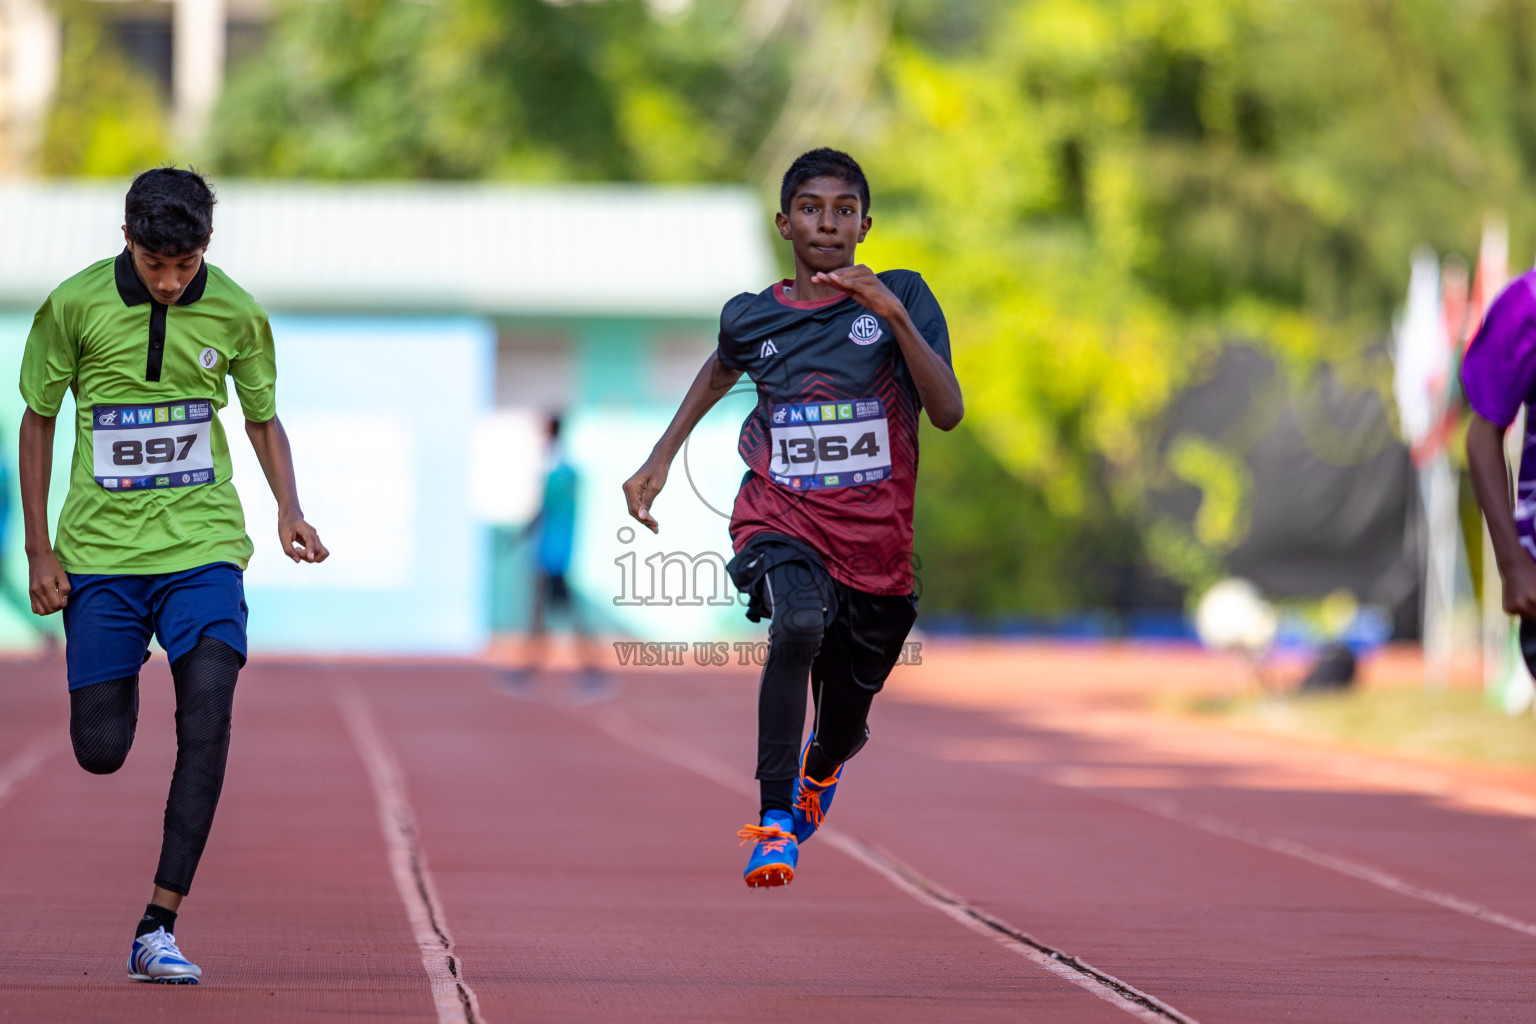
[1463,271,1536,651]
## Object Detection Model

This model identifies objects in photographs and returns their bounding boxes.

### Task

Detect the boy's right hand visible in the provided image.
[1503,557,1536,619]
[27,548,70,615]
[623,459,669,534]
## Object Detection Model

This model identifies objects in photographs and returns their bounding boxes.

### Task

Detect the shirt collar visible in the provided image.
[773,279,847,311]
[114,247,209,307]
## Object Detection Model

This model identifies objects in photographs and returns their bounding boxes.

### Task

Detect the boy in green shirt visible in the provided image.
[17,167,328,983]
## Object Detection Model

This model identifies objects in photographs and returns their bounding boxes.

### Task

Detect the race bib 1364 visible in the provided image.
[767,398,891,491]
[92,400,215,491]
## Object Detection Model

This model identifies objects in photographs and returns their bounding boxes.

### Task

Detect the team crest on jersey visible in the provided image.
[199,347,219,369]
[849,314,882,346]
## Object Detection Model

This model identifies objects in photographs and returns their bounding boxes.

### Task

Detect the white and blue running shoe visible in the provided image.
[127,927,202,984]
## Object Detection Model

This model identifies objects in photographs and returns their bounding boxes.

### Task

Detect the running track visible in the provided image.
[1,650,1533,1022]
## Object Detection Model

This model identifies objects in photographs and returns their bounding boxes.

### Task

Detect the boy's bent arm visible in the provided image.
[623,351,742,533]
[811,266,964,429]
[1467,411,1536,617]
[886,307,963,429]
[244,415,329,564]
[19,407,69,614]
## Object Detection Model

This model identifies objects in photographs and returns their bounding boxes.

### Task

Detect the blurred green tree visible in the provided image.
[208,0,791,181]
[204,0,1536,617]
[40,1,168,176]
[860,0,1536,612]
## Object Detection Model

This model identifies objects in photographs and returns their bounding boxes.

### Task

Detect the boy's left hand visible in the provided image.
[280,514,329,564]
[812,265,903,321]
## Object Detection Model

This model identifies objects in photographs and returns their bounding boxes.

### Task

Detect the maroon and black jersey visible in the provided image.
[716,270,951,595]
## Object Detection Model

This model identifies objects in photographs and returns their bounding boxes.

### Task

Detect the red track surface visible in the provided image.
[2,647,1535,1022]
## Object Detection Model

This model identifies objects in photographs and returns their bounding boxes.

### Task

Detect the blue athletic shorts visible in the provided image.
[63,562,248,690]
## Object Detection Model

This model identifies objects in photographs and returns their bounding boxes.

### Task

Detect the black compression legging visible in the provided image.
[756,561,909,786]
[69,636,242,896]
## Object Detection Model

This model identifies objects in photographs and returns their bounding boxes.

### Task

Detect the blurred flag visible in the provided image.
[1393,245,1477,687]
[1392,247,1449,464]
[1470,215,1510,342]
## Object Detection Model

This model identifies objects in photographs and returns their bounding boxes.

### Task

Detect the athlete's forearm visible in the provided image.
[887,308,963,430]
[18,408,56,556]
[244,415,304,518]
[649,352,742,466]
[1468,413,1525,573]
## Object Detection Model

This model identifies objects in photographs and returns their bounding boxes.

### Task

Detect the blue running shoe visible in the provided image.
[790,735,843,843]
[128,927,201,984]
[738,810,797,888]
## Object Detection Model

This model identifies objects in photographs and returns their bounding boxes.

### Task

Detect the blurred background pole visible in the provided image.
[1396,248,1456,687]
[1422,453,1457,688]
[173,0,225,145]
[0,0,59,175]
[1471,217,1515,702]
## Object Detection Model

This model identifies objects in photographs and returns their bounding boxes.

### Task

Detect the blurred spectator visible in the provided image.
[499,414,604,699]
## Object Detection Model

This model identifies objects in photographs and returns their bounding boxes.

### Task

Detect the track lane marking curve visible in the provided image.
[582,705,1200,1023]
[0,738,57,816]
[1099,783,1536,941]
[925,745,1536,944]
[335,683,485,1024]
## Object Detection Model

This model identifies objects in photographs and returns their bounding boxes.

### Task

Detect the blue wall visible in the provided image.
[232,316,494,655]
[0,313,494,656]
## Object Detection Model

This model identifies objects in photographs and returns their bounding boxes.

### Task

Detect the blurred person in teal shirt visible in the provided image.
[537,430,577,586]
[500,414,603,698]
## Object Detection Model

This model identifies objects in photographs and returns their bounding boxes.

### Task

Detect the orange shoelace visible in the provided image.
[737,823,793,854]
[793,775,836,828]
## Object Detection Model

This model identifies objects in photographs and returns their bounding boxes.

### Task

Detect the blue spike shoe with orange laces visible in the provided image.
[790,736,843,843]
[738,809,797,888]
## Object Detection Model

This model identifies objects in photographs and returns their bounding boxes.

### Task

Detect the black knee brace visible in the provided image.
[766,567,830,661]
[810,723,870,765]
[70,676,140,775]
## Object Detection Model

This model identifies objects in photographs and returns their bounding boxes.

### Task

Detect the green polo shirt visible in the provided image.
[19,250,277,574]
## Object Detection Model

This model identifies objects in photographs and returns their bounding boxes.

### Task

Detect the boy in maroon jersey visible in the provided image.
[623,148,963,887]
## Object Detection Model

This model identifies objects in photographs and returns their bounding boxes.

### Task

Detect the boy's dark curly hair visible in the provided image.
[124,167,216,256]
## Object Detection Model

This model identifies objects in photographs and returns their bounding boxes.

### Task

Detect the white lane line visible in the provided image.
[585,707,1198,1024]
[334,684,485,1024]
[0,738,57,814]
[949,752,1536,944]
[1108,787,1536,942]
[822,833,1197,1023]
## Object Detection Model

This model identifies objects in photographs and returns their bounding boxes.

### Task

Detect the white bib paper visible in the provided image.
[767,398,891,491]
[92,400,216,492]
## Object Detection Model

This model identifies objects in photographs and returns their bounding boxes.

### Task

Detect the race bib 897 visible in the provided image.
[768,398,891,491]
[92,400,215,491]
